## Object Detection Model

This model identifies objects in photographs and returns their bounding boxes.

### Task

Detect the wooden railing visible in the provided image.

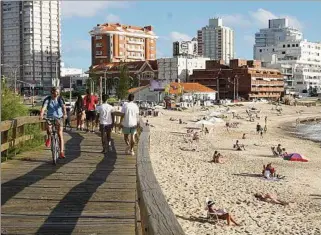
[0,116,47,157]
[136,119,185,235]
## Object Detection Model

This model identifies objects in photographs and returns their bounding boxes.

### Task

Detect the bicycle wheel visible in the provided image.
[55,134,60,161]
[51,135,57,165]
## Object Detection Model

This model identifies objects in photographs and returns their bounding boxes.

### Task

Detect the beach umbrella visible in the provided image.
[283,153,308,162]
[208,117,224,123]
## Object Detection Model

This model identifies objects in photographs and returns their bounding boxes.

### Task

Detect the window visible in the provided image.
[287,44,290,47]
[96,43,102,47]
[296,44,299,47]
[95,35,102,40]
[259,49,262,52]
[96,51,102,55]
[282,51,286,54]
[283,45,285,48]
[292,44,295,47]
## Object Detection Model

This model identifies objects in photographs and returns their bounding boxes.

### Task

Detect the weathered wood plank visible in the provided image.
[1,131,138,234]
[136,123,185,235]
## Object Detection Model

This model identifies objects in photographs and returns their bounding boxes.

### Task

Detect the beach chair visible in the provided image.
[271,147,279,156]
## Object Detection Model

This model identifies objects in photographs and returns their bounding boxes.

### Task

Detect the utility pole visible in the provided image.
[69,76,72,105]
[99,76,103,104]
[104,68,107,95]
[233,76,236,101]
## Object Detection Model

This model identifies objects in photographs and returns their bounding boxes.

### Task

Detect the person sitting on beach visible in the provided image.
[254,193,289,206]
[271,146,279,156]
[262,163,276,178]
[204,127,209,135]
[234,140,245,151]
[242,133,246,139]
[276,144,283,155]
[281,148,288,156]
[169,117,177,121]
[192,132,200,142]
[209,151,219,163]
[206,201,240,226]
[256,123,261,134]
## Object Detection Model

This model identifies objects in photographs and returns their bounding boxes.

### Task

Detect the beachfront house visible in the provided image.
[128,82,217,106]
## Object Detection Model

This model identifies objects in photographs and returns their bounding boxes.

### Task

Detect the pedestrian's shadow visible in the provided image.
[36,139,117,234]
[1,132,84,206]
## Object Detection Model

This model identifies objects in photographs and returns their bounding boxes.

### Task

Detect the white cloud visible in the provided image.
[219,14,252,28]
[61,1,127,18]
[218,8,303,30]
[106,14,121,23]
[170,32,191,42]
[249,8,303,30]
[249,8,277,28]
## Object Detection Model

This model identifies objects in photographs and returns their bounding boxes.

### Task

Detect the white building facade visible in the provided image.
[1,1,61,92]
[254,18,321,93]
[157,57,210,84]
[197,18,234,64]
[173,38,198,57]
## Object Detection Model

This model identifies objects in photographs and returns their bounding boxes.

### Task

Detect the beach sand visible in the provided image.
[146,102,321,235]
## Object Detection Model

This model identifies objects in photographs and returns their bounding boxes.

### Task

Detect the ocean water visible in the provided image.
[296,122,321,142]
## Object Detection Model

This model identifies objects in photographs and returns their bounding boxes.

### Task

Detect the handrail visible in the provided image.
[0,116,47,154]
[136,119,185,235]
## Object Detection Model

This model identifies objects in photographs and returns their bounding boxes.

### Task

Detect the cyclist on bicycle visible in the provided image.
[39,87,67,158]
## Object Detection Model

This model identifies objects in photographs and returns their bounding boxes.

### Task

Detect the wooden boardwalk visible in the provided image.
[1,131,137,235]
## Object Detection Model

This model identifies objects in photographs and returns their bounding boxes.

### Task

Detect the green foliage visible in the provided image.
[1,79,28,121]
[116,65,130,100]
[60,90,85,100]
[1,123,44,162]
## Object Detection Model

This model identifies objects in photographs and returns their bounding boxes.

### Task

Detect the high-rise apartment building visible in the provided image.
[1,1,61,92]
[254,18,321,93]
[89,23,158,66]
[197,18,234,64]
[173,38,198,57]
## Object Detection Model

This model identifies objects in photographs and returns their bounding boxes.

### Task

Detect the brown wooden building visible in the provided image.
[89,60,158,94]
[190,59,284,100]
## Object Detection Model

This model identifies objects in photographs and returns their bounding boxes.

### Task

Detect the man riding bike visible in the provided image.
[39,87,67,158]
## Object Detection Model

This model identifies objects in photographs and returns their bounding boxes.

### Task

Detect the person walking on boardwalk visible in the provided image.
[74,94,85,130]
[96,94,115,153]
[120,94,139,156]
[84,89,98,133]
[40,87,67,158]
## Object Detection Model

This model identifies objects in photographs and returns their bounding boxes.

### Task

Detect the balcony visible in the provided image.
[251,87,284,92]
[127,55,143,59]
[127,47,143,52]
[251,80,284,86]
[127,39,144,45]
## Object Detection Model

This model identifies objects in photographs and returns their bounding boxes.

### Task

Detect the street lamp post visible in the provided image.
[1,63,29,94]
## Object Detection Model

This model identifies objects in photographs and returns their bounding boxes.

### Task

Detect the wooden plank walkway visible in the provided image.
[1,131,137,235]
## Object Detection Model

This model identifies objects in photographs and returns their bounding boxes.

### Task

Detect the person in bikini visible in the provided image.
[206,201,240,226]
[254,193,289,205]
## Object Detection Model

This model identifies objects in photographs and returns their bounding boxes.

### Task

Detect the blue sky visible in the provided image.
[61,1,321,70]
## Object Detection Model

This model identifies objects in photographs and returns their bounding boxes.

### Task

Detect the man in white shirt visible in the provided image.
[96,94,115,153]
[120,94,139,155]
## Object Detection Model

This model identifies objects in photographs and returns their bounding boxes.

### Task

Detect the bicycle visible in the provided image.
[45,118,61,165]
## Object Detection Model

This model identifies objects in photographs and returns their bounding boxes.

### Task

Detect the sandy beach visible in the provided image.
[145,102,321,235]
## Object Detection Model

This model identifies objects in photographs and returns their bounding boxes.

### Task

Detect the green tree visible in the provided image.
[1,78,28,120]
[116,65,130,100]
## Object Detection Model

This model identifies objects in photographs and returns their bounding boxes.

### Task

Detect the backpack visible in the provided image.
[42,95,65,108]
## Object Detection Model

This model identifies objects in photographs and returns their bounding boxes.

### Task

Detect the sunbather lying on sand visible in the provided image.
[254,193,289,205]
[206,201,240,226]
[169,117,177,121]
[179,146,196,152]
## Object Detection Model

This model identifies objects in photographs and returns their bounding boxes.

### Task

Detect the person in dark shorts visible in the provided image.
[84,89,98,133]
[96,94,115,153]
